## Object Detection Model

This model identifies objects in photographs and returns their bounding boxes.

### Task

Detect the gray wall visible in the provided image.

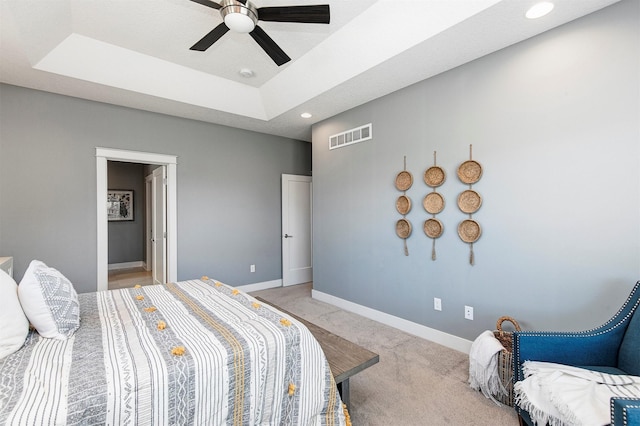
[312,0,639,340]
[0,87,311,293]
[107,161,145,265]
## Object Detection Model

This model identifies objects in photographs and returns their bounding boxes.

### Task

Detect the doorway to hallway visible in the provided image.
[96,148,177,292]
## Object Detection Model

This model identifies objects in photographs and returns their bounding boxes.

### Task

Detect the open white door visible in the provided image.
[282,174,312,286]
[152,167,167,285]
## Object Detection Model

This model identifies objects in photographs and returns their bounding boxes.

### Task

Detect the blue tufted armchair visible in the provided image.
[512,281,640,426]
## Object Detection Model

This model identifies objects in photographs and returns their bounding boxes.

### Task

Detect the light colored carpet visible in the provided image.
[251,283,519,426]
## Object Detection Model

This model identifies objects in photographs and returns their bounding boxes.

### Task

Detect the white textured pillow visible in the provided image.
[0,269,29,358]
[18,260,80,340]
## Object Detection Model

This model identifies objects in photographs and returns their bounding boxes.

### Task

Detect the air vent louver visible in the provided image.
[329,123,372,150]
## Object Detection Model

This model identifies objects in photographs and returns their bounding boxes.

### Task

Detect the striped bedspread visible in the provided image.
[0,278,346,425]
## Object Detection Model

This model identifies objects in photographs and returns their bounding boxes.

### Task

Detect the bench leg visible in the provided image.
[337,379,350,408]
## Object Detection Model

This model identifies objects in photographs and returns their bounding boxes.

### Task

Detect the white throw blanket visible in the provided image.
[469,330,507,405]
[514,361,640,426]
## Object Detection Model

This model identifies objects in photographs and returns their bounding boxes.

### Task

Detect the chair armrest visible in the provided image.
[512,329,626,382]
[611,398,640,426]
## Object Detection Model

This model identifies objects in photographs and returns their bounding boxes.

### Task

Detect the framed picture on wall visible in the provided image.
[107,190,134,221]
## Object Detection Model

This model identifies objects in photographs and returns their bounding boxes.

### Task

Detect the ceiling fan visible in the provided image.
[189,0,330,66]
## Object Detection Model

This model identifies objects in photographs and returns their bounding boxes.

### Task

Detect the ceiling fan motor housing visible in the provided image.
[221,0,258,33]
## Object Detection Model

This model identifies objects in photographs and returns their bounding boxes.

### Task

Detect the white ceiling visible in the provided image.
[0,0,620,141]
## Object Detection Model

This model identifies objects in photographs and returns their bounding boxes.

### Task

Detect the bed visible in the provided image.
[0,268,347,425]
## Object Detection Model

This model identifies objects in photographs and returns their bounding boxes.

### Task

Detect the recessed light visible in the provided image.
[239,68,254,78]
[526,2,554,19]
[300,112,312,119]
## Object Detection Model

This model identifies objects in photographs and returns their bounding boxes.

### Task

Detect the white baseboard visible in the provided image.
[312,289,473,354]
[237,279,282,293]
[108,261,145,271]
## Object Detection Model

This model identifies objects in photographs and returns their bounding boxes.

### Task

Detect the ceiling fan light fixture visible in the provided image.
[221,0,258,33]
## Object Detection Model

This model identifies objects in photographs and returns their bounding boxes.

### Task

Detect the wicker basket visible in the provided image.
[395,170,413,191]
[424,166,446,187]
[458,219,481,243]
[423,192,445,214]
[423,218,443,239]
[493,316,521,406]
[457,189,482,214]
[457,160,483,184]
[396,195,412,215]
[396,219,412,239]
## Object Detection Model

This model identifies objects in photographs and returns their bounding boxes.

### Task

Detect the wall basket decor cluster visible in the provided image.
[395,156,413,256]
[423,151,445,260]
[457,144,483,265]
[392,147,484,264]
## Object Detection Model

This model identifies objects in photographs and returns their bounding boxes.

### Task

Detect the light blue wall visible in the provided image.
[312,0,639,339]
[0,86,311,293]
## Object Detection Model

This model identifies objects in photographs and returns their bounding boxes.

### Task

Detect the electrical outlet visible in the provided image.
[250,264,255,273]
[434,298,442,311]
[465,305,474,320]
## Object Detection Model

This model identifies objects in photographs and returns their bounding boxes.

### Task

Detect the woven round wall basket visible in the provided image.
[396,195,412,215]
[424,166,446,188]
[424,218,444,239]
[457,160,483,184]
[457,189,482,214]
[395,171,413,191]
[458,219,481,243]
[396,218,412,239]
[423,192,445,214]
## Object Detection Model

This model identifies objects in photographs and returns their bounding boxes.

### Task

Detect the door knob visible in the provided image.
[284,234,293,238]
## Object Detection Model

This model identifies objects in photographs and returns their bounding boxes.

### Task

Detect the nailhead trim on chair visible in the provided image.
[624,405,639,426]
[609,399,640,425]
[610,398,614,424]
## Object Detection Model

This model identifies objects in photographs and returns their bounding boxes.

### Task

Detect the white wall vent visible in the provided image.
[329,123,372,150]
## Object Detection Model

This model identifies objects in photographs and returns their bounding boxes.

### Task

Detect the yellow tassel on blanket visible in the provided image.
[343,403,352,426]
[171,346,186,356]
[288,383,296,396]
[157,321,166,330]
[280,318,291,327]
[252,302,261,309]
[144,306,157,312]
[136,295,144,301]
[134,284,142,289]
[201,275,209,281]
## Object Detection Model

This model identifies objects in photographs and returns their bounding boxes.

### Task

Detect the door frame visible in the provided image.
[96,147,177,292]
[151,166,167,285]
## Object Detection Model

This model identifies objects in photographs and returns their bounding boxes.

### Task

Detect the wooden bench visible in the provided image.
[255,297,379,407]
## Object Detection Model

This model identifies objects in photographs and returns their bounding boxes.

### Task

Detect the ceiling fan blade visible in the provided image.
[257,5,330,24]
[190,23,230,51]
[249,25,290,66]
[189,0,221,10]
